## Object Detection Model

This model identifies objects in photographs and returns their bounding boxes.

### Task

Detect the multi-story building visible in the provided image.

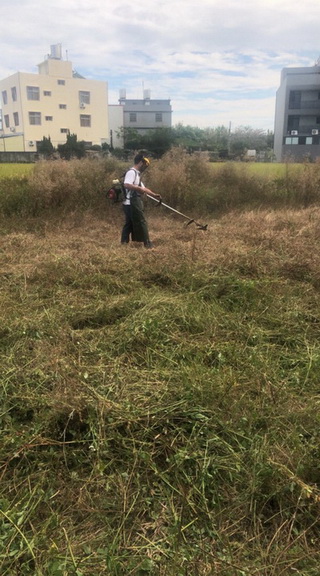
[274,64,320,162]
[0,45,109,152]
[107,90,172,150]
[118,89,172,135]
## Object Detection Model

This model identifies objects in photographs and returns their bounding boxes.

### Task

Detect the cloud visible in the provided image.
[1,0,319,130]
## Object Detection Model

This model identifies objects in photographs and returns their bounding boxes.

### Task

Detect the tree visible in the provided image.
[117,127,144,151]
[113,123,274,160]
[170,124,230,156]
[37,136,54,156]
[230,126,272,157]
[57,133,86,160]
[172,124,204,151]
[143,128,176,158]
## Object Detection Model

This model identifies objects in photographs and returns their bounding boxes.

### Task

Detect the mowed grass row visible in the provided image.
[1,201,320,575]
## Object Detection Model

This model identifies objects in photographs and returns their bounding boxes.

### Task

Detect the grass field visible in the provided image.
[1,192,320,575]
[0,163,34,177]
[209,160,303,177]
[0,160,304,180]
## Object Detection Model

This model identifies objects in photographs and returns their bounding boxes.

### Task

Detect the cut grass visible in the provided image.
[1,207,320,575]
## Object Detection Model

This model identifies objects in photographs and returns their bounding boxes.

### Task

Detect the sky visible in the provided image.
[1,0,320,132]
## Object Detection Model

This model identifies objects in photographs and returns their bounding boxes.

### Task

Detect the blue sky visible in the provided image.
[1,0,320,132]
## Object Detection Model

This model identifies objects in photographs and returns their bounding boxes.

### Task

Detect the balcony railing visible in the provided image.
[289,100,320,110]
[287,126,320,135]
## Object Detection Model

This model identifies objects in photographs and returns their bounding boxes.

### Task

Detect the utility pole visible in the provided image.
[228,121,231,157]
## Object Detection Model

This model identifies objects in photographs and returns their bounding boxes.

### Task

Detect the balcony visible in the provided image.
[289,100,320,111]
[296,125,320,135]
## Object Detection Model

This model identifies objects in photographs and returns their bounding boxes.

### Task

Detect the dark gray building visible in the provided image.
[119,90,172,134]
[274,65,320,162]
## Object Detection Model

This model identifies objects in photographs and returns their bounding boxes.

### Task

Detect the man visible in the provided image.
[121,152,161,248]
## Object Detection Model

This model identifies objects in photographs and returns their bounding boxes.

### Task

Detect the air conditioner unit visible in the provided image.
[312,129,319,135]
[80,102,85,109]
[291,130,298,135]
[9,126,16,132]
[28,140,35,147]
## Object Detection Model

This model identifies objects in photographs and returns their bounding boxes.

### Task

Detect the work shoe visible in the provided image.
[144,241,154,249]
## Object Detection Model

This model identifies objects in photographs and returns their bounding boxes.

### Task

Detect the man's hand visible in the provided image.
[144,188,161,200]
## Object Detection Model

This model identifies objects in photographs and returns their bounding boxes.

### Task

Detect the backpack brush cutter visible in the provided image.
[146,194,208,231]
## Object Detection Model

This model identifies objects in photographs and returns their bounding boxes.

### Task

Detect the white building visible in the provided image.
[0,45,109,152]
[274,64,320,162]
[108,104,125,149]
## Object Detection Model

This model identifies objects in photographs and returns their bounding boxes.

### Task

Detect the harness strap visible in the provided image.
[124,168,141,199]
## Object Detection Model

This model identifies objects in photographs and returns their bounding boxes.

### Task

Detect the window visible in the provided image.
[306,137,313,145]
[44,90,51,96]
[11,87,17,101]
[80,114,91,127]
[287,115,299,132]
[4,114,9,128]
[57,79,65,85]
[289,90,301,109]
[13,112,19,126]
[27,86,40,100]
[129,113,137,122]
[59,104,67,109]
[60,128,68,133]
[285,137,298,145]
[79,91,90,105]
[29,111,41,125]
[45,116,53,121]
[155,112,163,122]
[2,90,8,105]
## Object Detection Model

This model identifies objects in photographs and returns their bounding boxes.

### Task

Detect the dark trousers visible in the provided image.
[130,195,150,245]
[121,204,133,243]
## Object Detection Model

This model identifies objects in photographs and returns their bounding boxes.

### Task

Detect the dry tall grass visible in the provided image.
[2,153,320,220]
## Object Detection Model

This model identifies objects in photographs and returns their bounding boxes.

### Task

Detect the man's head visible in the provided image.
[134,152,150,172]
